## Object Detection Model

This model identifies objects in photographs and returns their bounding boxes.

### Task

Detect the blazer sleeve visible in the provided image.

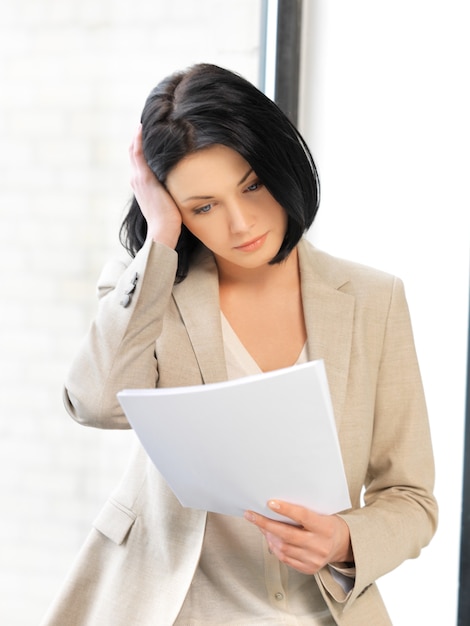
[63,239,178,429]
[318,277,438,608]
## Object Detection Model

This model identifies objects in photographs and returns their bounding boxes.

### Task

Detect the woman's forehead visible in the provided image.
[166,146,251,198]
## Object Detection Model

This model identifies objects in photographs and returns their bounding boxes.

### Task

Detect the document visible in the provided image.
[117,359,351,522]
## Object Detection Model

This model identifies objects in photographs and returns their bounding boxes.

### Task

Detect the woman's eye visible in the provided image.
[194,204,212,215]
[246,181,261,192]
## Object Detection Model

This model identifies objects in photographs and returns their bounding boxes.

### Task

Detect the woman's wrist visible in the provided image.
[146,223,181,250]
[332,515,353,564]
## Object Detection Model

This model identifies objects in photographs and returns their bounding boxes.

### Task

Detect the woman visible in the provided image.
[43,64,437,625]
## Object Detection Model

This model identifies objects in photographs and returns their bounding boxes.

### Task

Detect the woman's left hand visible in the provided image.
[244,500,353,575]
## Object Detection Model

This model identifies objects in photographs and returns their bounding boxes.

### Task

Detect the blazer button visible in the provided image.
[120,272,138,307]
[120,294,131,308]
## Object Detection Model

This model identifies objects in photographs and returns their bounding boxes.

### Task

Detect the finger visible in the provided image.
[134,124,144,158]
[267,500,323,529]
[129,123,142,148]
[264,531,323,574]
[129,127,159,195]
[129,125,139,159]
[244,510,305,544]
[271,549,319,575]
[244,502,315,533]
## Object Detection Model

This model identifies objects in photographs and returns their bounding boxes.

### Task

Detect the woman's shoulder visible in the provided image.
[298,238,400,296]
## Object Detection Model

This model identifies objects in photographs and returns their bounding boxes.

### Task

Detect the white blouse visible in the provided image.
[174,314,336,626]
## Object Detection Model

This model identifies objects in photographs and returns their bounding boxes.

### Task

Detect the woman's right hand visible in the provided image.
[129,125,182,249]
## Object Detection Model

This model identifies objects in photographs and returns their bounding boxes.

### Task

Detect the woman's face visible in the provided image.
[165,145,288,275]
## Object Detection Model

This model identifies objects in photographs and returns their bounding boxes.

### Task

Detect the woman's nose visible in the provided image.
[227,203,252,234]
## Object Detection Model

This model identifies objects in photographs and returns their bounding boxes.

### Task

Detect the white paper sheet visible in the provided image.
[117,359,351,522]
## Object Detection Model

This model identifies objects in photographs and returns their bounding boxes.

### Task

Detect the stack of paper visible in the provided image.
[117,359,351,522]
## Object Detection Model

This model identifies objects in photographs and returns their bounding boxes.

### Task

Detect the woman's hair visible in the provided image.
[120,63,320,282]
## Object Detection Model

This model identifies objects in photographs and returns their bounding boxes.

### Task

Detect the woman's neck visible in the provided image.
[217,246,306,372]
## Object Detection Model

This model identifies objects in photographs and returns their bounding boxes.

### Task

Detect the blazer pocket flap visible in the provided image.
[93,498,137,545]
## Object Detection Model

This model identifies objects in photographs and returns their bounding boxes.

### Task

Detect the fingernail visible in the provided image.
[268,500,281,510]
[244,511,255,522]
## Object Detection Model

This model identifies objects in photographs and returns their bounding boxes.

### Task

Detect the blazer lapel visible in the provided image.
[172,247,228,385]
[172,240,354,429]
[298,240,355,429]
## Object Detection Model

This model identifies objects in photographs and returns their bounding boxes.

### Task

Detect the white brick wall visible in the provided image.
[0,1,261,623]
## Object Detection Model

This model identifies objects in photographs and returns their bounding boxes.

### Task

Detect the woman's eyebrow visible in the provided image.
[237,167,253,186]
[182,193,213,202]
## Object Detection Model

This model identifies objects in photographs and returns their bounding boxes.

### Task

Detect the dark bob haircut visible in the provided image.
[120,63,320,282]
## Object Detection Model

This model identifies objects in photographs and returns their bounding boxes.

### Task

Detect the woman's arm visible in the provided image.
[129,125,182,249]
[246,276,437,607]
[332,277,438,606]
[64,127,182,429]
[64,240,178,429]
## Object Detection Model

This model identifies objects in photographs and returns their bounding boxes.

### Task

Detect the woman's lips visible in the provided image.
[234,233,268,252]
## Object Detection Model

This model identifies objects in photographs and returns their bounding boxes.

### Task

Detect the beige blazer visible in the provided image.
[42,238,437,626]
